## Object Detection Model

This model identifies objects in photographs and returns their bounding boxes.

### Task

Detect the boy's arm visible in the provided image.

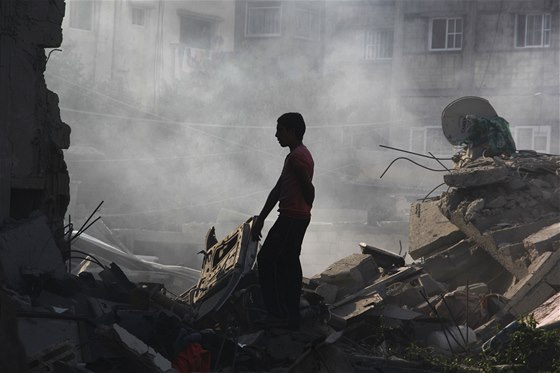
[293,160,314,206]
[252,177,281,241]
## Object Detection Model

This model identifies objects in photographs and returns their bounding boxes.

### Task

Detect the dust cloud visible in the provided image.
[45,0,558,275]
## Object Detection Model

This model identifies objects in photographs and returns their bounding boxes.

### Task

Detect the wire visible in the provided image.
[421,182,447,201]
[58,106,435,130]
[380,157,448,179]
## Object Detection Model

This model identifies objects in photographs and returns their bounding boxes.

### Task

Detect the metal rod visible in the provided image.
[70,216,102,243]
[380,157,448,179]
[379,144,453,160]
[419,290,455,355]
[428,152,451,172]
[72,201,104,240]
[439,294,468,348]
[421,182,446,201]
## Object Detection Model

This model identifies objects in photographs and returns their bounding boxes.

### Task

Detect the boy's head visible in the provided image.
[277,112,306,141]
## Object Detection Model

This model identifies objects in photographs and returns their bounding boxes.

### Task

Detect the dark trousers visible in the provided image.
[257,215,310,326]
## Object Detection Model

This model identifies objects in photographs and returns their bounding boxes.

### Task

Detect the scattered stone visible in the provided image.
[522,222,560,258]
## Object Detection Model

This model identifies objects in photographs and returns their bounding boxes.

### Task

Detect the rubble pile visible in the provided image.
[1,150,559,372]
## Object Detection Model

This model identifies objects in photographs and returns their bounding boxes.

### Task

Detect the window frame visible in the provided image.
[245,2,282,37]
[364,28,394,61]
[512,125,551,153]
[293,6,320,40]
[428,17,463,51]
[514,13,552,48]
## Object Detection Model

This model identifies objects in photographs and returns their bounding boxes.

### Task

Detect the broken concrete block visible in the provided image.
[408,200,465,259]
[508,282,556,317]
[532,292,560,328]
[465,198,485,221]
[315,283,338,304]
[445,213,560,279]
[522,223,560,258]
[421,239,476,283]
[384,281,425,307]
[444,165,509,188]
[319,254,379,291]
[497,242,527,260]
[503,243,560,316]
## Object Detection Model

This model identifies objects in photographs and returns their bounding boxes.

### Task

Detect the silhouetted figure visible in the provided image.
[251,112,315,330]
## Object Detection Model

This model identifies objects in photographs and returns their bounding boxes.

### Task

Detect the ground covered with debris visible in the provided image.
[1,148,559,372]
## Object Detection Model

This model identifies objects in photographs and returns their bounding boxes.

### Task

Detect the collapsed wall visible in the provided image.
[0,0,71,246]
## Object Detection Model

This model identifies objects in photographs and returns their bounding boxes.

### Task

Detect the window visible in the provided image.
[513,126,550,153]
[294,7,319,40]
[69,0,94,31]
[365,29,393,60]
[515,14,551,48]
[131,7,145,26]
[180,15,214,49]
[430,17,462,50]
[410,127,452,155]
[246,3,281,37]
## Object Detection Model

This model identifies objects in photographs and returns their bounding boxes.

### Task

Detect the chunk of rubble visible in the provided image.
[316,253,380,300]
[408,199,465,259]
[444,164,509,188]
[522,222,560,258]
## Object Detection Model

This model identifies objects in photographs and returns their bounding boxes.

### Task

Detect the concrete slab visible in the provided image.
[445,212,560,279]
[319,254,379,291]
[503,243,560,316]
[522,223,560,258]
[443,165,509,188]
[408,200,465,259]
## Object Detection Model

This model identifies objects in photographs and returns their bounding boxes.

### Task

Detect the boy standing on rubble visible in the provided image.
[251,112,315,330]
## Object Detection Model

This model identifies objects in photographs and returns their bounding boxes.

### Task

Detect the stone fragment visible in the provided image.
[319,254,379,291]
[523,223,560,258]
[315,283,338,304]
[408,200,465,259]
[444,165,509,188]
[465,198,485,221]
[497,242,527,260]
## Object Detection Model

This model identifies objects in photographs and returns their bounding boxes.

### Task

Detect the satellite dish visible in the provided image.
[441,96,498,145]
